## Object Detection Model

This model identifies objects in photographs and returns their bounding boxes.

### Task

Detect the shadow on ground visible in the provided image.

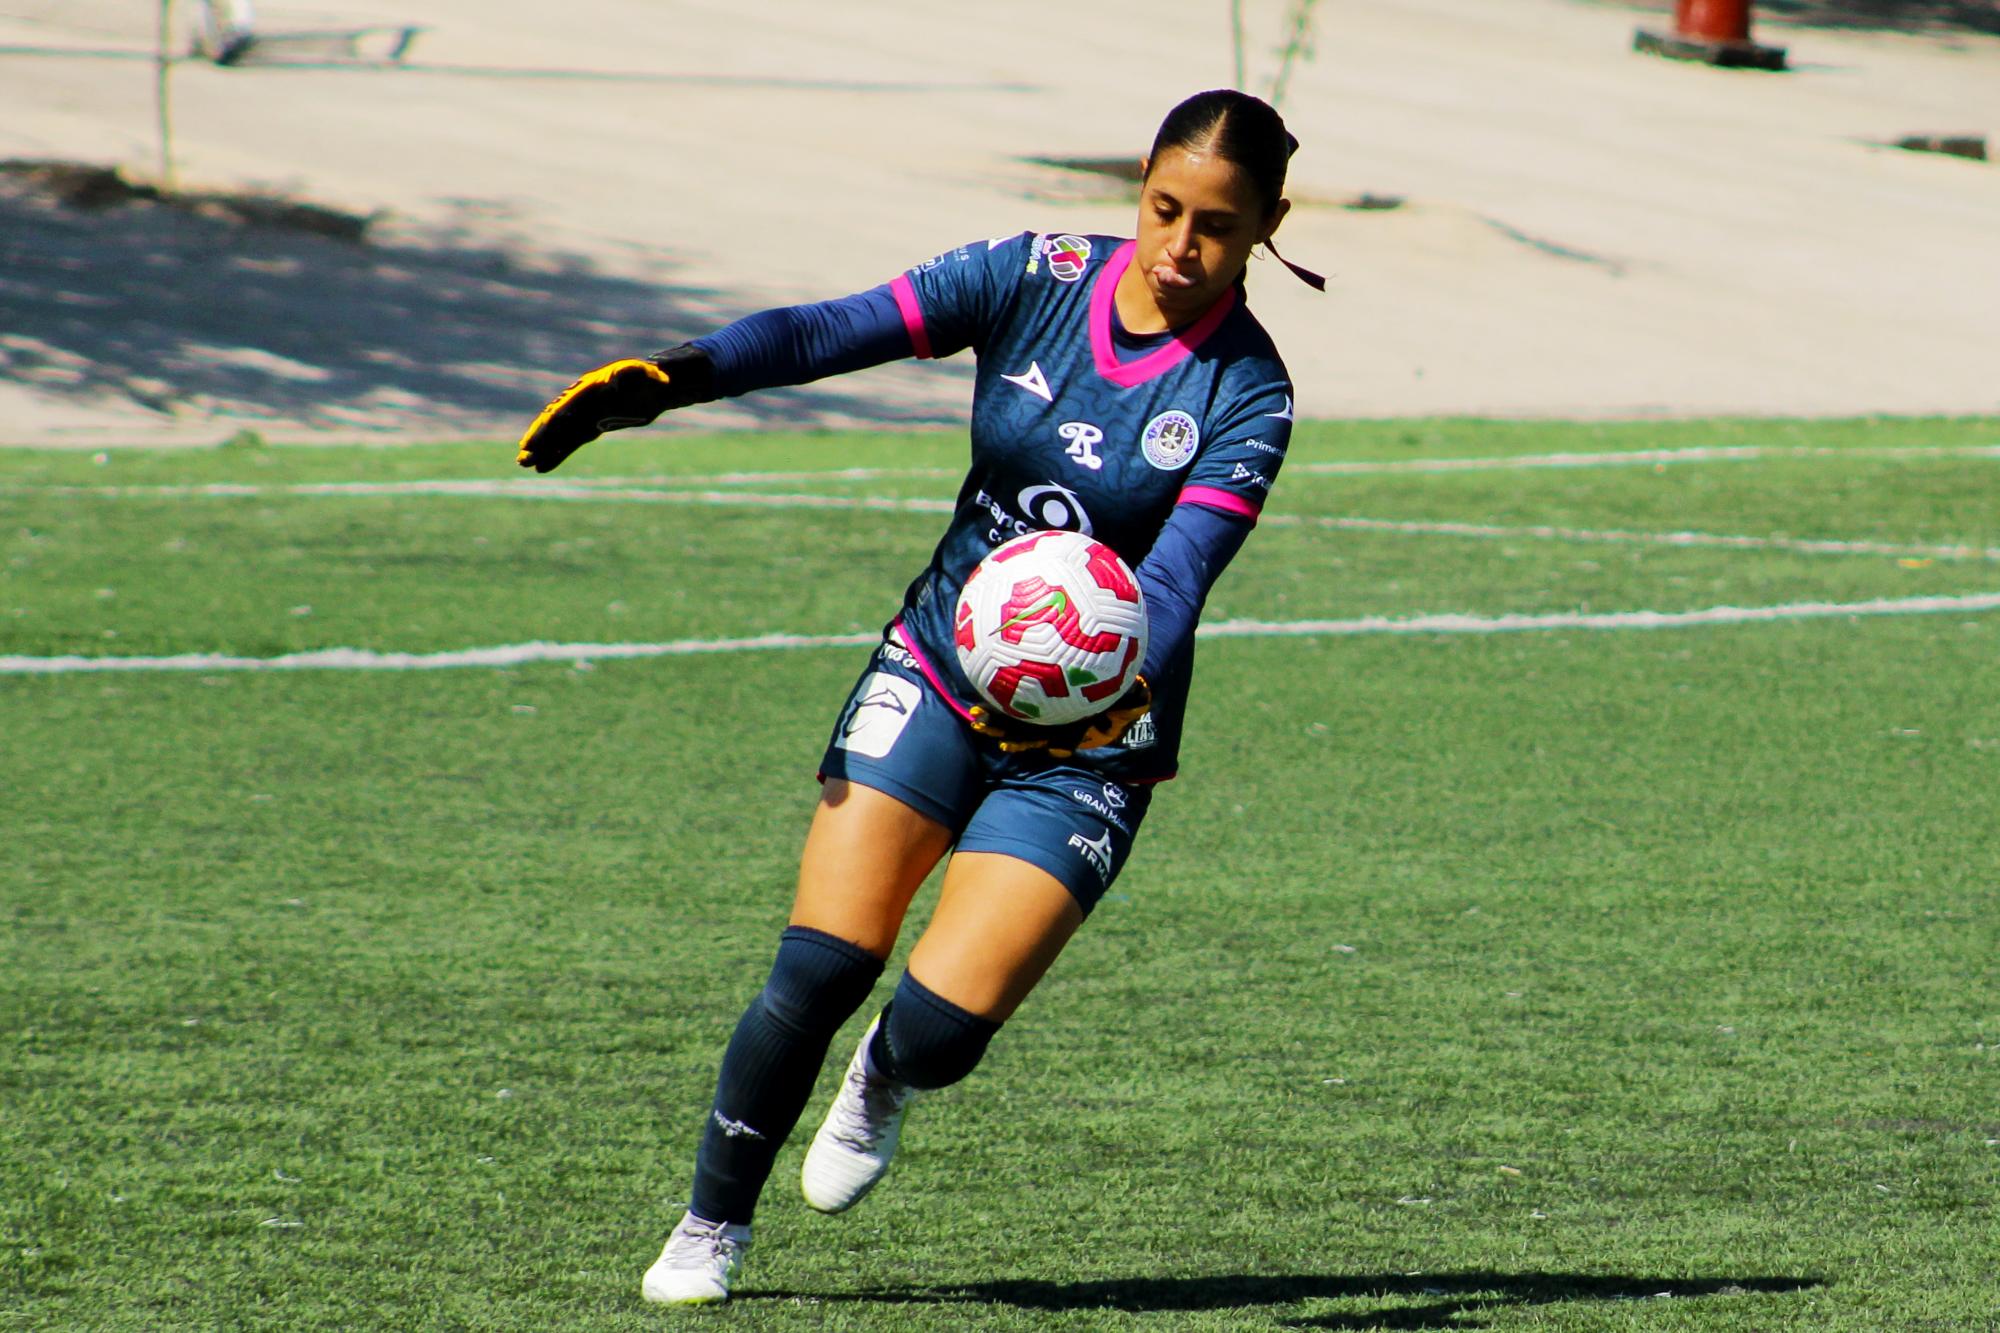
[0,174,963,434]
[753,1271,1823,1329]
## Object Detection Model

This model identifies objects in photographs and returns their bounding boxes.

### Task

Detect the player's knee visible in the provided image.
[756,925,884,1041]
[872,971,1001,1091]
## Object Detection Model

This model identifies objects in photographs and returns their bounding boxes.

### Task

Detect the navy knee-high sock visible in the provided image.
[689,926,883,1225]
[867,971,1002,1091]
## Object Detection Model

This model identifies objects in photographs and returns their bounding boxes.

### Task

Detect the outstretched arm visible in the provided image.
[516,285,918,473]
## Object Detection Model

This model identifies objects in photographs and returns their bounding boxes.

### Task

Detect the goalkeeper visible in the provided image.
[518,89,1313,1306]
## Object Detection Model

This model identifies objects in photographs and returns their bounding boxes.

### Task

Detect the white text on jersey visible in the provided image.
[1058,421,1105,471]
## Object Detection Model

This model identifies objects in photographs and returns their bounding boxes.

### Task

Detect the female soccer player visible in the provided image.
[515,88,1316,1306]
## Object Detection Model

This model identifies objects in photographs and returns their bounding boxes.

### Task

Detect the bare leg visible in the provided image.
[787,779,957,957]
[905,851,1085,1021]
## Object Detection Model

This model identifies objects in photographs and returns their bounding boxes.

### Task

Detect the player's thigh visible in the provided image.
[908,773,1154,1021]
[905,851,1084,1023]
[796,637,984,957]
[788,779,956,958]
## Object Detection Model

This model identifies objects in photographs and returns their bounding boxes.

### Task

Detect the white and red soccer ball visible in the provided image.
[954,530,1148,726]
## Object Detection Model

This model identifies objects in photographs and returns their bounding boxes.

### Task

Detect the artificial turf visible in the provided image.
[3,417,1996,1329]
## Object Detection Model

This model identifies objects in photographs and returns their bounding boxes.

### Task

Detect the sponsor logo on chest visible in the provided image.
[1043,235,1092,283]
[1058,420,1104,471]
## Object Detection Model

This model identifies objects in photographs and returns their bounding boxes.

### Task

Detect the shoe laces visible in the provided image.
[665,1216,748,1267]
[832,1060,915,1153]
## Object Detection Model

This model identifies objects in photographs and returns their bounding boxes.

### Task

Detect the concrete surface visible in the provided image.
[0,0,1996,445]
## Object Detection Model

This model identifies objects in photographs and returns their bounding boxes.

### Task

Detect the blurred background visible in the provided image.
[1,0,1996,444]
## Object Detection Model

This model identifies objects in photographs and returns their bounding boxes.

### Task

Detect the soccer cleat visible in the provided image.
[640,1211,751,1306]
[801,1018,918,1213]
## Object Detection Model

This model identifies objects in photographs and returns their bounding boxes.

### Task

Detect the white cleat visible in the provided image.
[801,1017,919,1213]
[640,1212,751,1306]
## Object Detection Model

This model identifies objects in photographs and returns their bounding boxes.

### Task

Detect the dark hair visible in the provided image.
[1146,89,1297,218]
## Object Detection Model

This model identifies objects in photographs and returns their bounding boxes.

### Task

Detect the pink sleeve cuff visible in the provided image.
[1177,485,1262,523]
[890,274,934,360]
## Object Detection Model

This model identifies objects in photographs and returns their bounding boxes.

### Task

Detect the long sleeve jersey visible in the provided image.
[693,231,1294,781]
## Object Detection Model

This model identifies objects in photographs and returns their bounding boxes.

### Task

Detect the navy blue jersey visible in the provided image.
[884,231,1294,782]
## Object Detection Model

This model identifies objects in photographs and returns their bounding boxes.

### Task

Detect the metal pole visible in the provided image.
[1231,0,1245,89]
[155,0,176,190]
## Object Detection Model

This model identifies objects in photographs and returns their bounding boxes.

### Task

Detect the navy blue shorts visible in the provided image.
[817,628,1154,915]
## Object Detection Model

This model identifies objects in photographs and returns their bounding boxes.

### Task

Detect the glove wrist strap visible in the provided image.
[646,343,720,406]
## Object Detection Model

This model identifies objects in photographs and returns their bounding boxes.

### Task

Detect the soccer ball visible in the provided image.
[954,530,1148,726]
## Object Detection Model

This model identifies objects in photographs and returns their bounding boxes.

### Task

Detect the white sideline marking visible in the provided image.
[13,480,1993,563]
[572,467,959,486]
[9,480,955,514]
[1289,444,2000,475]
[1263,514,2000,563]
[0,632,879,674]
[1200,591,2000,638]
[7,593,1997,674]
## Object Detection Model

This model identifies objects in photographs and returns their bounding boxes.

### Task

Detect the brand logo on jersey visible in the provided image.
[1265,392,1295,421]
[1241,438,1287,456]
[1230,462,1272,491]
[1067,829,1114,881]
[1120,713,1157,749]
[1044,235,1092,283]
[1001,362,1053,403]
[1101,782,1127,809]
[1058,420,1104,471]
[1017,483,1094,535]
[1140,410,1201,471]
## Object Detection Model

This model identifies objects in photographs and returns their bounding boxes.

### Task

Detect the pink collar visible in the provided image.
[1088,241,1238,388]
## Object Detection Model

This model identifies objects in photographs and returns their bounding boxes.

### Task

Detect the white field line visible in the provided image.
[1288,444,2000,475]
[7,480,956,514]
[1261,514,2000,563]
[15,479,1992,564]
[569,467,960,486]
[7,592,1998,675]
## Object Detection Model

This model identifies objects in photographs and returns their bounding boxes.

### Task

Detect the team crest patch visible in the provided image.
[1044,235,1092,283]
[1140,410,1200,471]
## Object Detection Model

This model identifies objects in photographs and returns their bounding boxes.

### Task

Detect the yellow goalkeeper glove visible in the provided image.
[515,344,716,474]
[967,675,1152,761]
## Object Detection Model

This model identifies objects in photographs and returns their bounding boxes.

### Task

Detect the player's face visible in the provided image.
[1135,146,1288,320]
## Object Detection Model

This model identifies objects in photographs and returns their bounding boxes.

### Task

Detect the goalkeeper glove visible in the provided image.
[967,676,1152,761]
[515,344,717,473]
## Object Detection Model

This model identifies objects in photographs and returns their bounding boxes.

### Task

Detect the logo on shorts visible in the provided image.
[1044,235,1092,283]
[835,672,922,760]
[1067,829,1114,882]
[1068,786,1131,833]
[1141,410,1200,471]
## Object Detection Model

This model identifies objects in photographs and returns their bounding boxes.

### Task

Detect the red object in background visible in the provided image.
[1676,0,1754,43]
[1634,0,1785,69]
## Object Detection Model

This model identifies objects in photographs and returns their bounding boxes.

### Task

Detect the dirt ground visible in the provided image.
[1,0,1995,445]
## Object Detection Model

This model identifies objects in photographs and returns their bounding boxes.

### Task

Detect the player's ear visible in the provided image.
[1137,155,1151,183]
[1260,197,1292,244]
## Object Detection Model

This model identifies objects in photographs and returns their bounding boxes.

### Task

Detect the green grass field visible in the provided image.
[4,417,1997,1331]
